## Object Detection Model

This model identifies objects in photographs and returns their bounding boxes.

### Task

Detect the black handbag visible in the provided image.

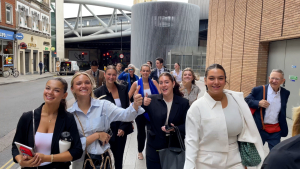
[158,126,185,169]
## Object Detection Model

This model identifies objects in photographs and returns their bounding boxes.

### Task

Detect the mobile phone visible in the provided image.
[15,142,35,157]
[165,125,174,131]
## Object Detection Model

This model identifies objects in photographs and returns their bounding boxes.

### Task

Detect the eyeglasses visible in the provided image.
[128,69,133,71]
[270,77,282,81]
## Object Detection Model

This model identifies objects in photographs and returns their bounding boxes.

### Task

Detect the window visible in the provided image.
[6,3,13,24]
[18,5,29,28]
[42,15,49,33]
[31,11,40,31]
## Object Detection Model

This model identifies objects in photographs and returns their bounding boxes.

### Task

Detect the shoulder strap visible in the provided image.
[260,85,265,130]
[74,112,96,169]
[32,110,36,152]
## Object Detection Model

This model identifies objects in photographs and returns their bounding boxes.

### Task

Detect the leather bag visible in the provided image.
[157,126,185,169]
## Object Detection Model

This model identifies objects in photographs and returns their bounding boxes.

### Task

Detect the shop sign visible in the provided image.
[15,33,24,40]
[0,29,15,40]
[28,43,36,48]
[20,42,27,49]
[45,47,49,50]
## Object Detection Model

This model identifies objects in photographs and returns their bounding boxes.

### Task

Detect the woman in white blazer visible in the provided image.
[184,64,264,169]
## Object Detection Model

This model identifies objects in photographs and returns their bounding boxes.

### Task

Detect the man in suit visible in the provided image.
[245,69,290,150]
[85,60,105,89]
[149,58,170,82]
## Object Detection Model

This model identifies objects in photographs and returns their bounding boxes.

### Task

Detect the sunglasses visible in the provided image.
[128,69,133,71]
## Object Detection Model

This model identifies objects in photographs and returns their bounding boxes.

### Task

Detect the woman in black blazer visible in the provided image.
[94,65,133,169]
[143,73,190,169]
[12,78,83,169]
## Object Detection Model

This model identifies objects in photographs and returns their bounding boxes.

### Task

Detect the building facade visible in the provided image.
[207,0,300,118]
[15,0,52,75]
[0,0,16,77]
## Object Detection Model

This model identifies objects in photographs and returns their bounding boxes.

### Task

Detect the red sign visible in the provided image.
[20,42,27,49]
[119,54,124,59]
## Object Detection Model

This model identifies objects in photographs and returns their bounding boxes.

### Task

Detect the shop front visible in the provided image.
[0,29,15,77]
[17,33,52,75]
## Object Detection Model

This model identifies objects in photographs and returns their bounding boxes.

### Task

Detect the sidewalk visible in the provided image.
[0,72,57,85]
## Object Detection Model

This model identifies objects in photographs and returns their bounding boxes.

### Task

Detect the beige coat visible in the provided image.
[184,90,264,169]
[85,69,105,88]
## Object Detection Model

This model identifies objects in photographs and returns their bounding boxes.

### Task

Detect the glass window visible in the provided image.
[6,5,11,24]
[3,41,14,55]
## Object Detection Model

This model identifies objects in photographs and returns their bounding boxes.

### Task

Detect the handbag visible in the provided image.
[238,142,261,167]
[158,126,185,169]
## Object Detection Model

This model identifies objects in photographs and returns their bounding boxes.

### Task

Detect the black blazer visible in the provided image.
[149,67,170,82]
[142,94,189,150]
[11,104,83,169]
[245,84,290,137]
[262,134,300,169]
[94,83,133,141]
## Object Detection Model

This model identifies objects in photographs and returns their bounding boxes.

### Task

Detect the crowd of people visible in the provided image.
[11,57,300,169]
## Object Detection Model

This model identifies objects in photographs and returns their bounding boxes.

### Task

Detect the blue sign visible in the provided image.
[0,29,15,40]
[292,65,297,68]
[15,33,24,40]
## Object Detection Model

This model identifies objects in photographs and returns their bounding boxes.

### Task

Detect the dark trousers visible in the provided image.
[39,67,42,74]
[135,114,148,152]
[146,144,162,169]
[259,130,281,150]
[109,135,127,169]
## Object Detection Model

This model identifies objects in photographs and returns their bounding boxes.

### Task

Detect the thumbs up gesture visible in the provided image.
[133,85,143,110]
[144,93,152,106]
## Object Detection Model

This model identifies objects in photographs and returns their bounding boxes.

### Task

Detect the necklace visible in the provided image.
[43,107,57,123]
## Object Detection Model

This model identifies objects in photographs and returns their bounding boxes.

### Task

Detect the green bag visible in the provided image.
[238,142,261,166]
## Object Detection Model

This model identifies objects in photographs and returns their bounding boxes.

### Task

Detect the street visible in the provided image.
[0,76,74,169]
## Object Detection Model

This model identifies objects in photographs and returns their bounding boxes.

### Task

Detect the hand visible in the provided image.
[161,123,175,133]
[124,68,129,72]
[117,129,125,137]
[259,99,270,108]
[97,132,111,145]
[133,85,143,107]
[35,153,46,163]
[143,93,152,106]
[18,154,42,168]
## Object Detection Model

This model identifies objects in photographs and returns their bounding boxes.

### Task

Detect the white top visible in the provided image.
[157,68,165,77]
[264,84,281,124]
[172,70,182,83]
[114,98,122,107]
[144,89,152,96]
[163,99,173,125]
[223,93,243,144]
[35,132,53,166]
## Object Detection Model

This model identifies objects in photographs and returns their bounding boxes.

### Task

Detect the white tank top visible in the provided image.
[35,132,53,166]
[114,98,122,107]
[144,89,152,96]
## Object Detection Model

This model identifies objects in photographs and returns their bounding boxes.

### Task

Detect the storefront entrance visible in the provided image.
[25,52,30,74]
[44,53,49,72]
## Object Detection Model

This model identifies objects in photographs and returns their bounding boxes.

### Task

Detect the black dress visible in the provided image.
[94,83,133,169]
[11,103,83,169]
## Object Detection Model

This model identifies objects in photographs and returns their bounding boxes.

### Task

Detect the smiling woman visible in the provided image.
[12,77,83,169]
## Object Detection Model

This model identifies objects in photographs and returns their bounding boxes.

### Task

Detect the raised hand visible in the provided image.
[143,93,152,106]
[133,85,143,107]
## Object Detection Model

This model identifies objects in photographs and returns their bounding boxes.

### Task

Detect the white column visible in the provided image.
[30,51,33,74]
[56,0,64,61]
[37,51,40,73]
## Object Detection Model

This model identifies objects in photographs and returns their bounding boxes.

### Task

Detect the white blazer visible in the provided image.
[184,90,264,169]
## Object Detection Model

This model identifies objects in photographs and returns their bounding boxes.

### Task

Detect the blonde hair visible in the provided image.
[292,106,300,136]
[71,72,96,100]
[182,67,199,84]
[128,64,136,73]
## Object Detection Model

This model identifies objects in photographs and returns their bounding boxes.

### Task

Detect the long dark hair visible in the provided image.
[204,64,227,90]
[159,72,183,97]
[52,77,68,110]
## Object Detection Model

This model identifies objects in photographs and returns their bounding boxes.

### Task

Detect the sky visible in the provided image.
[64,0,188,18]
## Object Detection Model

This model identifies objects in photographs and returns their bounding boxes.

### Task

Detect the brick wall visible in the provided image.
[207,0,300,96]
[0,0,16,29]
